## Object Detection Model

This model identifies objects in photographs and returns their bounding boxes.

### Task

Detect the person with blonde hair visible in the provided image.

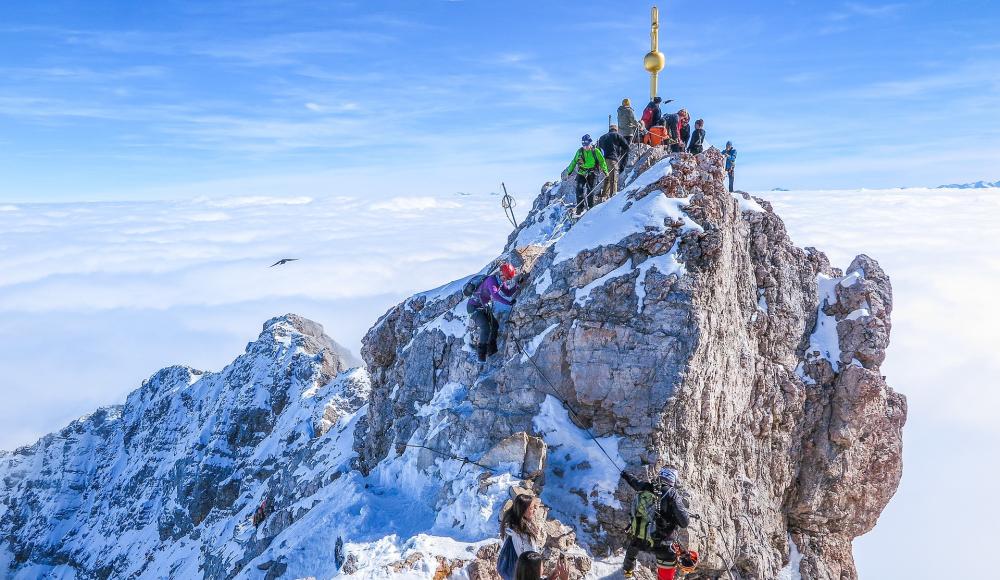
[617,98,642,143]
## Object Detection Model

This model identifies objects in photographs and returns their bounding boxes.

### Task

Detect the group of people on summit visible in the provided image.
[496,467,695,580]
[563,96,739,217]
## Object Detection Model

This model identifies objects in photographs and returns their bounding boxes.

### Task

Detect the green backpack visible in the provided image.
[629,489,661,542]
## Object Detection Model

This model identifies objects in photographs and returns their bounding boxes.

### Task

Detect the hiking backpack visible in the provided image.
[630,487,679,542]
[496,535,517,580]
[629,489,660,541]
[463,274,488,297]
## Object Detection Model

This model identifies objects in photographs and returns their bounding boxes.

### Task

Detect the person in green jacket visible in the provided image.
[565,134,609,216]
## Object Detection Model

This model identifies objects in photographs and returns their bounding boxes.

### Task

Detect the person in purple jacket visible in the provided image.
[467,262,521,361]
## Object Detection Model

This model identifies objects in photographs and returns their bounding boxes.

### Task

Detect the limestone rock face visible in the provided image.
[356,148,905,579]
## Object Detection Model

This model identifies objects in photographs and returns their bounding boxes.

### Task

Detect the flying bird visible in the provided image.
[269,258,299,268]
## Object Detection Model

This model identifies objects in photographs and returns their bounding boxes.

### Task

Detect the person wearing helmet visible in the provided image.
[723,141,738,192]
[467,262,522,362]
[620,467,690,580]
[617,98,642,143]
[564,135,609,216]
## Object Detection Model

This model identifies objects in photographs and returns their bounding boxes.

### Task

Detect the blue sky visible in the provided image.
[0,0,997,201]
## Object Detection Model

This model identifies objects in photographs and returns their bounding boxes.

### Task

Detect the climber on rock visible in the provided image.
[687,119,706,154]
[598,125,630,177]
[664,109,690,153]
[641,96,664,129]
[620,467,690,580]
[723,141,738,192]
[617,98,642,143]
[564,135,608,216]
[642,118,669,148]
[467,262,521,362]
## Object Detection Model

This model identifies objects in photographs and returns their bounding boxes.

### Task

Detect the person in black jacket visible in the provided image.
[598,125,630,175]
[679,112,691,154]
[687,119,705,154]
[621,467,690,580]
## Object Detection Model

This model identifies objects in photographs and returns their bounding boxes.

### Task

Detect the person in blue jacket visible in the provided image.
[723,141,737,192]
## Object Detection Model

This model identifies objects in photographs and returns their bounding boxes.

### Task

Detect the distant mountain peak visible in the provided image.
[936,180,1000,189]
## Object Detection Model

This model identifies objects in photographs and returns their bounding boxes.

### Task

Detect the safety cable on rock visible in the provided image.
[402,442,532,481]
[701,519,739,580]
[501,182,519,228]
[507,328,623,474]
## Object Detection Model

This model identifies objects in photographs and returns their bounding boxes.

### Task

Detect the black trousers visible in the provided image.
[728,170,735,192]
[468,304,498,360]
[575,172,598,213]
[623,537,677,572]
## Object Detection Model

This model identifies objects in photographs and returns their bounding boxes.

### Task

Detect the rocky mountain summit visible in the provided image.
[0,147,905,579]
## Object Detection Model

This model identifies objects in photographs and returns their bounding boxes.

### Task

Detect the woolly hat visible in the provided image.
[659,467,678,485]
[622,98,631,107]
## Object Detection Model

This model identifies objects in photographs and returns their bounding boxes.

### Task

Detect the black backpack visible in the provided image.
[463,274,488,297]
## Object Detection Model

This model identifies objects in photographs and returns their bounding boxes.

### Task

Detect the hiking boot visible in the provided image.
[476,345,488,362]
[623,571,634,578]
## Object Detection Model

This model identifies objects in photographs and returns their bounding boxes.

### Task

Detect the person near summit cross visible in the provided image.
[679,111,691,153]
[565,134,609,215]
[466,263,521,362]
[642,118,669,148]
[664,109,690,153]
[687,119,705,154]
[723,141,738,192]
[617,98,643,143]
[598,125,630,180]
[641,96,664,130]
[620,467,690,580]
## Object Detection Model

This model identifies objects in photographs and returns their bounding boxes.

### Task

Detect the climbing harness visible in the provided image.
[501,182,519,228]
[673,542,699,574]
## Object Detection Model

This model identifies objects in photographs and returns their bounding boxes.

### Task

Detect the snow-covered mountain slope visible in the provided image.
[935,180,999,189]
[1,147,905,579]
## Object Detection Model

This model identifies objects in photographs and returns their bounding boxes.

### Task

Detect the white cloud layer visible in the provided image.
[1,186,998,578]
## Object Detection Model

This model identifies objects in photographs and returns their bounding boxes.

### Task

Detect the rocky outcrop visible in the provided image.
[0,147,904,579]
[356,147,905,579]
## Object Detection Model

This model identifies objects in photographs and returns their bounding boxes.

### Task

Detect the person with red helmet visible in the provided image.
[467,262,522,362]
